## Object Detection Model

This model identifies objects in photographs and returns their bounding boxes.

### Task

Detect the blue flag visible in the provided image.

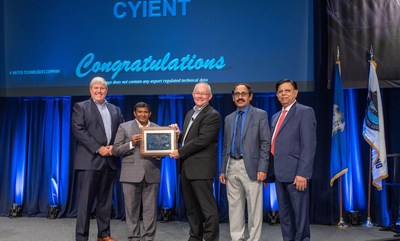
[330,61,348,186]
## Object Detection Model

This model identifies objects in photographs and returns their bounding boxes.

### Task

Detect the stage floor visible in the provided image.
[0,217,398,241]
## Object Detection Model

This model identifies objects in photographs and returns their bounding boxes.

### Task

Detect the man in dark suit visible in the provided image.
[72,76,124,241]
[113,102,161,241]
[169,82,221,241]
[219,83,270,241]
[271,79,316,241]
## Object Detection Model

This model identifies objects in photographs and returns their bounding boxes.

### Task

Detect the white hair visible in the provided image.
[193,82,212,94]
[89,76,108,90]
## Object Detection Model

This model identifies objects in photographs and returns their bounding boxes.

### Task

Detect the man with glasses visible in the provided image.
[169,82,221,241]
[220,83,270,241]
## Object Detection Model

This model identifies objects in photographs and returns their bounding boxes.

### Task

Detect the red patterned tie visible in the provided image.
[271,110,287,155]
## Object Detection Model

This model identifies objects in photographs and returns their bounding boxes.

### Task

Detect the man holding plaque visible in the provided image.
[169,82,221,241]
[113,102,161,241]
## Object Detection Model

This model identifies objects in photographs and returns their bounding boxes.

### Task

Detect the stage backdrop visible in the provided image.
[327,0,400,88]
[1,0,314,96]
[2,0,400,228]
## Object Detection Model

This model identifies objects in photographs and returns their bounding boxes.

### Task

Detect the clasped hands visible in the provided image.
[99,145,113,156]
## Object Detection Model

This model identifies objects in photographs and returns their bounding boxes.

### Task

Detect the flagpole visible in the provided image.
[362,47,375,228]
[337,176,349,228]
[362,45,389,228]
[363,147,374,227]
[333,46,349,228]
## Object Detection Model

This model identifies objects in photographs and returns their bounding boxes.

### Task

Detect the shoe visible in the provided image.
[97,237,117,241]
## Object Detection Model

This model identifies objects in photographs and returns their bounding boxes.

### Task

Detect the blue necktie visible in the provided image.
[233,111,243,159]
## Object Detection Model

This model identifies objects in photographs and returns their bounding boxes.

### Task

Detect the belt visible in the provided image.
[230,155,243,160]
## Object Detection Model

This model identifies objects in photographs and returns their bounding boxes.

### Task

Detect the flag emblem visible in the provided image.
[332,104,345,136]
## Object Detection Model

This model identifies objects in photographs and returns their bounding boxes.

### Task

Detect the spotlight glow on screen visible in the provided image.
[3,0,314,96]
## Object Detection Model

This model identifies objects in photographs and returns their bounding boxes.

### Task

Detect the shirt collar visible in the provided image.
[283,100,296,112]
[193,103,208,112]
[135,119,151,128]
[237,105,250,114]
[92,98,108,107]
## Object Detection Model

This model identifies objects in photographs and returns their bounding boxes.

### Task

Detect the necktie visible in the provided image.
[233,111,243,159]
[271,110,287,155]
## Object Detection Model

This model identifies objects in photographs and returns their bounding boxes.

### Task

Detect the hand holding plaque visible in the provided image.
[140,127,177,156]
[131,133,142,146]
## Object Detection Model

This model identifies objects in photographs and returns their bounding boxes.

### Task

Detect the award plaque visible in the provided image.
[140,127,177,156]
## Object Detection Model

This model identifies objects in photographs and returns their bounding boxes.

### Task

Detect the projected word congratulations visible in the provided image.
[76,52,225,79]
[113,0,191,19]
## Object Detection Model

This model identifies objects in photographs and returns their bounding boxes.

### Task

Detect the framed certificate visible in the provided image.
[140,127,177,156]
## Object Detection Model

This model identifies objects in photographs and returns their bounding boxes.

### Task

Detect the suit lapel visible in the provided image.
[131,119,140,134]
[89,99,106,135]
[277,102,297,134]
[195,105,210,126]
[272,114,279,131]
[183,105,210,138]
[242,105,253,139]
[183,109,194,134]
[227,112,235,142]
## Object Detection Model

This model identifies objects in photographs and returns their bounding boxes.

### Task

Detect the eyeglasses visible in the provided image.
[194,92,210,97]
[233,92,250,97]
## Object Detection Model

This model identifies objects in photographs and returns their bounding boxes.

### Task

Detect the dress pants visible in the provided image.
[122,181,159,241]
[181,168,219,241]
[226,157,263,241]
[275,181,310,241]
[75,166,116,241]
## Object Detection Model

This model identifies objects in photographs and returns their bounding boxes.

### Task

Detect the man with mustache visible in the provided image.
[220,83,271,241]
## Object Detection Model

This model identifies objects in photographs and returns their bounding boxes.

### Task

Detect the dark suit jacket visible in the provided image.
[221,105,270,181]
[178,104,221,180]
[72,98,124,171]
[113,120,161,183]
[271,102,316,182]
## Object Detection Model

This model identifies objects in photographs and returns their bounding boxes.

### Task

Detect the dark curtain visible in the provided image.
[0,97,72,217]
[327,0,400,88]
[2,88,400,226]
